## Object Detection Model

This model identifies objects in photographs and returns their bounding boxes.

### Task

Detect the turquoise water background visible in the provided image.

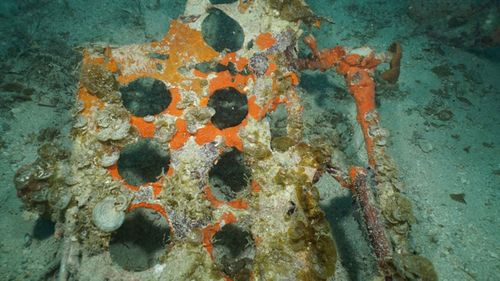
[0,1,499,280]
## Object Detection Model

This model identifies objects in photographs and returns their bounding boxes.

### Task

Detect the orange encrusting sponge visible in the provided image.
[255,32,277,50]
[299,35,382,167]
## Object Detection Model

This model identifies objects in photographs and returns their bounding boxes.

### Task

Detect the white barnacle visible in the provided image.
[95,105,131,141]
[92,196,128,232]
[154,115,177,143]
[100,151,120,167]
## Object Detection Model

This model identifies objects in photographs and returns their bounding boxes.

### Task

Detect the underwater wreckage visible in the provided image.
[14,0,437,280]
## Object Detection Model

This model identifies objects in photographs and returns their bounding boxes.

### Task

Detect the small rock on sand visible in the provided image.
[418,139,434,153]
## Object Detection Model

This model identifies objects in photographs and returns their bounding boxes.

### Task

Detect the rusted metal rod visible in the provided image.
[326,166,394,279]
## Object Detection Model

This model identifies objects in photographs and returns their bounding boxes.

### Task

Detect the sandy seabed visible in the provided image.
[0,1,498,280]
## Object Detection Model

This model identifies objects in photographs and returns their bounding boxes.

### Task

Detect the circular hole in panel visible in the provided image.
[208,87,248,129]
[109,207,171,271]
[117,139,170,186]
[209,149,250,201]
[201,8,244,52]
[33,218,55,240]
[120,77,172,117]
[212,224,255,280]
